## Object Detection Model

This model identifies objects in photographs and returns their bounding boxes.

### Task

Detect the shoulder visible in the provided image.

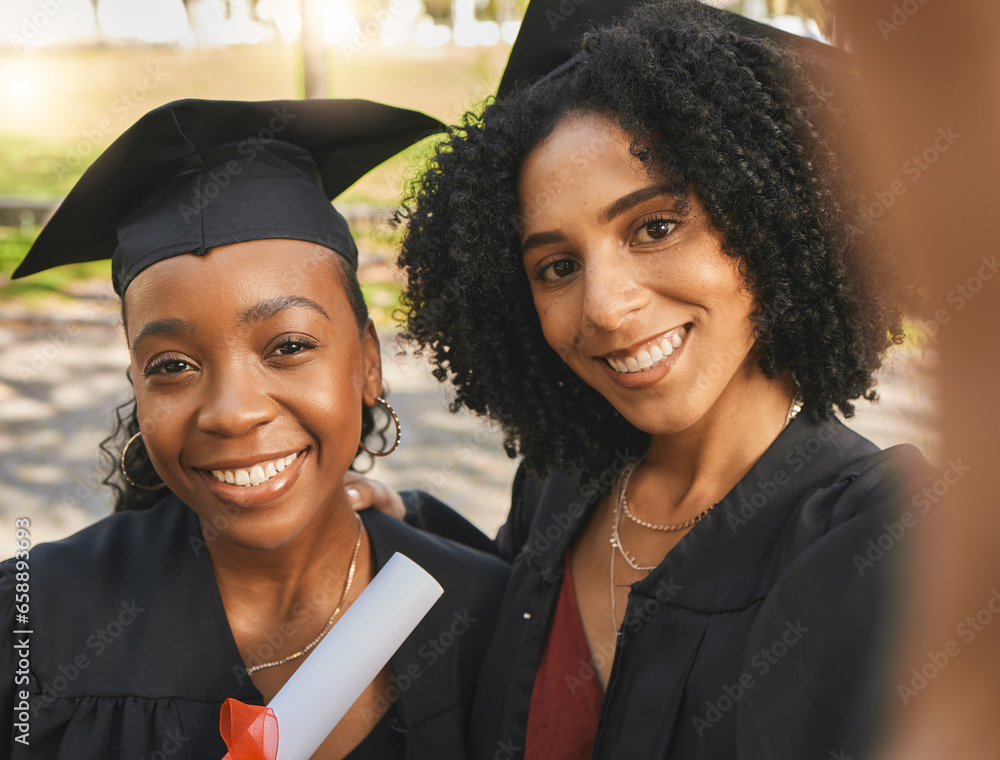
[401,489,498,555]
[1,496,195,594]
[735,437,935,758]
[737,498,900,758]
[362,507,509,605]
[0,495,244,708]
[764,415,932,564]
[830,438,931,506]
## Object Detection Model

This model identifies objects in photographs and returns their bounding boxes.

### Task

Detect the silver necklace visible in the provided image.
[246,513,364,675]
[621,460,717,533]
[609,394,802,632]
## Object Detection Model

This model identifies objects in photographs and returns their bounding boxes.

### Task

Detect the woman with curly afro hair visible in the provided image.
[394,0,929,757]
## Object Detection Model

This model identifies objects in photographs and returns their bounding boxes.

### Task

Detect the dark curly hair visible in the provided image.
[397,0,907,478]
[101,254,391,511]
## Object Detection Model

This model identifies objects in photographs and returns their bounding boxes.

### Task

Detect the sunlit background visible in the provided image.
[2,0,933,549]
[0,0,831,204]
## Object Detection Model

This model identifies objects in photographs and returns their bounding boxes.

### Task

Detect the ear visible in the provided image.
[361,318,383,406]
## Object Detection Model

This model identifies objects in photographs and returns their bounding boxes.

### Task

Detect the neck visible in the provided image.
[639,367,797,517]
[206,497,365,611]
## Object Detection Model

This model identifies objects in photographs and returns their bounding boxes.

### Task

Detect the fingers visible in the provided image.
[343,472,407,521]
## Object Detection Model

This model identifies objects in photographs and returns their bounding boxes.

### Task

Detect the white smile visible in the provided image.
[209,452,300,487]
[604,325,688,374]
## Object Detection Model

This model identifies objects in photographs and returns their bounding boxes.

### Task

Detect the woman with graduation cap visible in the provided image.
[1,98,507,760]
[389,0,931,758]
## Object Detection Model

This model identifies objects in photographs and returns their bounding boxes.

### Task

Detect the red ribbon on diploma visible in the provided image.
[220,698,279,760]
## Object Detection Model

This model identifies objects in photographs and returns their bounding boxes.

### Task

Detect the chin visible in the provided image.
[613,392,707,437]
[188,500,308,552]
[223,523,303,552]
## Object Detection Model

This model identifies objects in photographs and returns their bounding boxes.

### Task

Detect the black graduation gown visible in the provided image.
[0,494,508,759]
[439,414,928,760]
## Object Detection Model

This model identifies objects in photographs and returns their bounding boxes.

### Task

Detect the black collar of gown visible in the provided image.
[517,413,909,613]
[27,497,494,729]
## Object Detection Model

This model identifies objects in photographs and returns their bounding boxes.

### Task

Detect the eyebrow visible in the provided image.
[238,295,330,325]
[131,318,197,354]
[521,230,568,256]
[520,184,680,256]
[130,296,330,353]
[601,184,678,224]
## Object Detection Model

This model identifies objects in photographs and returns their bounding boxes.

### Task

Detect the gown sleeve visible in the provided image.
[401,458,585,567]
[400,457,543,564]
[736,445,931,759]
[400,490,499,555]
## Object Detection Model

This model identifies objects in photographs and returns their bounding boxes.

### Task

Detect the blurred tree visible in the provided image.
[301,0,327,97]
[426,0,451,23]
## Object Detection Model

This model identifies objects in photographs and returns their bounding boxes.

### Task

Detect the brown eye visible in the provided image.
[645,219,675,240]
[535,258,579,283]
[550,260,576,278]
[272,337,317,356]
[145,356,193,376]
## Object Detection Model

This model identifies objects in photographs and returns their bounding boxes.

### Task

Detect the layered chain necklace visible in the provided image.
[246,513,365,675]
[609,397,802,630]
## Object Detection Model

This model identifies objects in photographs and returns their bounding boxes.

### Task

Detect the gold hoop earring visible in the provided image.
[360,397,401,457]
[120,431,167,491]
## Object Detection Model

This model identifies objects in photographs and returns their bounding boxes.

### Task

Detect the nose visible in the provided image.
[196,369,278,437]
[580,258,647,335]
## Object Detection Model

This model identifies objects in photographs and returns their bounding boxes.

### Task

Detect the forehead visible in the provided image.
[519,113,657,207]
[123,239,348,326]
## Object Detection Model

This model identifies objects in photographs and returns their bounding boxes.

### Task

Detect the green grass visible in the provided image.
[0,43,506,313]
[0,44,506,204]
[0,137,87,199]
[0,226,110,302]
[361,280,403,328]
[1,224,404,326]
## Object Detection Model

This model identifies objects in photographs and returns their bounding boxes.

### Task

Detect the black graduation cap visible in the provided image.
[496,0,844,99]
[12,98,443,295]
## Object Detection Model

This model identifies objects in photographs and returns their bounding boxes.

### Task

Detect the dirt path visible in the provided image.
[0,307,938,546]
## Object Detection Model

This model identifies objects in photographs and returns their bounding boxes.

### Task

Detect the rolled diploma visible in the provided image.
[267,552,443,760]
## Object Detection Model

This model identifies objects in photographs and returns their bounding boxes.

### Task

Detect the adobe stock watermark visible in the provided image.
[910,254,999,346]
[845,126,960,241]
[543,0,589,31]
[230,552,376,684]
[16,304,100,382]
[418,426,498,495]
[520,448,639,563]
[897,588,1000,705]
[563,576,683,695]
[727,418,851,535]
[7,0,73,48]
[877,0,930,41]
[492,737,522,760]
[692,618,810,736]
[57,456,114,513]
[34,600,145,713]
[177,106,297,223]
[138,729,189,760]
[852,458,971,576]
[50,66,171,179]
[360,609,479,727]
